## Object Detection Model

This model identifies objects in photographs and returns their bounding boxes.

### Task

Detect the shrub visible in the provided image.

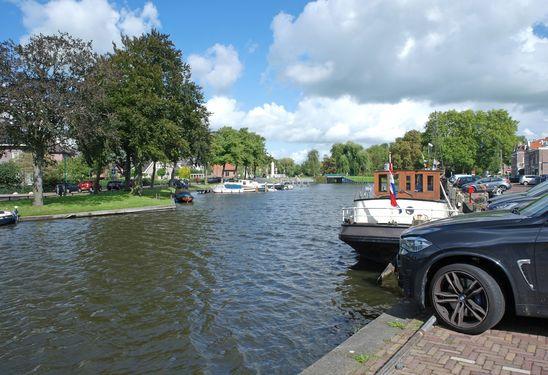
[157,167,166,178]
[0,161,22,186]
[177,166,191,179]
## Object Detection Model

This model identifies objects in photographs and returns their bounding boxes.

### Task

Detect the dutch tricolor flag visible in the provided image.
[388,156,398,207]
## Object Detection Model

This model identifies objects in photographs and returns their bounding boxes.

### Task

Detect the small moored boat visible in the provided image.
[0,208,19,226]
[212,182,245,194]
[174,190,193,203]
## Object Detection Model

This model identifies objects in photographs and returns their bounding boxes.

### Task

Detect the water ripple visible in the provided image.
[0,184,399,374]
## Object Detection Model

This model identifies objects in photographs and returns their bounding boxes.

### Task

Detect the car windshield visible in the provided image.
[477,178,489,183]
[518,194,548,217]
[528,181,548,196]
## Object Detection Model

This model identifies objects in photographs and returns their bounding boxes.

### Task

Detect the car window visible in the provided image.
[519,194,548,217]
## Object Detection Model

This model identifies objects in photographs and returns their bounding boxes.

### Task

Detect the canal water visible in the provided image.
[0,184,400,374]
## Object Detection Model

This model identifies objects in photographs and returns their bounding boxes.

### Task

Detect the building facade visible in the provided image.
[511,145,526,178]
[212,163,237,179]
[525,147,548,176]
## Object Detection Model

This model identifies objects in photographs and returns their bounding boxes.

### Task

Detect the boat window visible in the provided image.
[427,175,434,191]
[406,175,411,191]
[415,174,423,192]
[379,174,388,192]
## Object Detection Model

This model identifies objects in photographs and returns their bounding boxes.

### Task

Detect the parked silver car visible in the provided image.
[461,176,512,195]
[520,175,536,185]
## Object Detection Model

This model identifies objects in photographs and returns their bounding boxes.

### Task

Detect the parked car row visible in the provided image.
[397,188,548,335]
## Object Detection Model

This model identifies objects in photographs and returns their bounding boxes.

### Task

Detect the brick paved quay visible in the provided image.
[389,317,548,375]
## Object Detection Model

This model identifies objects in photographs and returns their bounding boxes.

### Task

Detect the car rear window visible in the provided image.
[519,195,548,217]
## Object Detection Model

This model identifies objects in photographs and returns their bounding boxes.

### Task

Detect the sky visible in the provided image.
[1,0,547,162]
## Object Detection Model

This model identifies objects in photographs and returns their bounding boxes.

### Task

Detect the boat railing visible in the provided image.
[342,206,459,224]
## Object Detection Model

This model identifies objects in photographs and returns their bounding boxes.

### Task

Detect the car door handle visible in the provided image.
[517,259,535,291]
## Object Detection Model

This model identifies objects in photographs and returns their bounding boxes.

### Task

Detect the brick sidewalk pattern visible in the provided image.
[392,325,548,375]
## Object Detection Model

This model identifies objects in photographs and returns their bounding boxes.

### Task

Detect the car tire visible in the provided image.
[430,263,505,335]
[523,181,528,185]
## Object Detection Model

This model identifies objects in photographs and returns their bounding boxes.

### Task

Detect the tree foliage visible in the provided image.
[390,130,424,170]
[106,30,210,194]
[330,142,371,175]
[1,33,95,205]
[302,150,321,177]
[211,127,267,179]
[423,110,519,173]
[366,144,389,171]
[276,157,299,177]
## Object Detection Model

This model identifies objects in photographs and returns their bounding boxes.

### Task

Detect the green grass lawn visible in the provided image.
[347,175,374,183]
[0,188,174,217]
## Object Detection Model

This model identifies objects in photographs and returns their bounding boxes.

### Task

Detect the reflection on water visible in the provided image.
[0,184,399,374]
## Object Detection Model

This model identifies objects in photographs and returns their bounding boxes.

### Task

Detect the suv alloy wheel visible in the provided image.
[430,263,505,334]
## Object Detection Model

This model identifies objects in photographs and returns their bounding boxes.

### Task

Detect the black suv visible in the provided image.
[398,195,548,334]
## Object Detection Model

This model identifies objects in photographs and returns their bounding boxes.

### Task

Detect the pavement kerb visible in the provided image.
[18,203,176,222]
[300,302,424,375]
[376,315,437,374]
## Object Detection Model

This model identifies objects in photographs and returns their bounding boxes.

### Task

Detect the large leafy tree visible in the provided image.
[390,130,424,170]
[475,110,518,174]
[0,33,95,205]
[366,143,389,171]
[320,156,336,175]
[107,30,198,194]
[330,142,371,175]
[423,109,518,174]
[240,128,267,178]
[276,157,298,177]
[302,149,321,177]
[211,127,244,180]
[70,57,117,191]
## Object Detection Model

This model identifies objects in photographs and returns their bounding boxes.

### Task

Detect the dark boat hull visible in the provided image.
[174,190,193,203]
[0,214,18,226]
[339,223,409,265]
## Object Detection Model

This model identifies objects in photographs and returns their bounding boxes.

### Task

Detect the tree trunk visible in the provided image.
[32,153,44,206]
[133,159,143,196]
[171,160,177,180]
[203,163,208,184]
[222,163,226,182]
[124,153,131,190]
[94,164,102,194]
[244,166,248,179]
[151,161,157,188]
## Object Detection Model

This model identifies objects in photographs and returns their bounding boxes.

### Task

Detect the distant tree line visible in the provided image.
[274,109,521,178]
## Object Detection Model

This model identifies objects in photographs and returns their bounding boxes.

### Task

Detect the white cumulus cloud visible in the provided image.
[207,94,548,158]
[268,0,548,109]
[188,44,243,93]
[18,0,160,53]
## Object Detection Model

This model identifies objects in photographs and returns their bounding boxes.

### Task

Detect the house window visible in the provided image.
[225,171,230,176]
[406,175,411,191]
[379,174,387,192]
[427,175,434,191]
[415,174,423,192]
